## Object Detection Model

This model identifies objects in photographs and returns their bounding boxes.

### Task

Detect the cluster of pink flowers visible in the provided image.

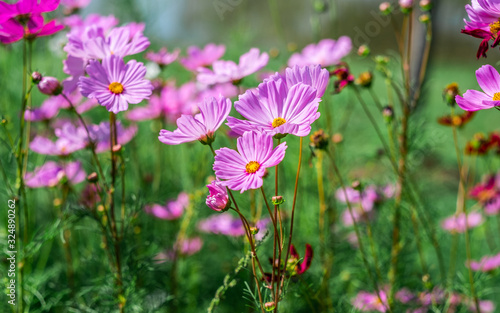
[468,252,500,272]
[441,211,484,233]
[25,160,86,188]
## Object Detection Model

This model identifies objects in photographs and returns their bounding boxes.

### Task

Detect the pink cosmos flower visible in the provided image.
[144,192,189,220]
[25,160,85,188]
[63,13,118,32]
[197,48,269,85]
[158,96,232,145]
[441,211,484,233]
[145,47,180,66]
[468,252,500,272]
[79,55,153,114]
[288,37,352,68]
[26,91,96,121]
[30,121,87,156]
[456,65,500,111]
[461,0,500,58]
[180,43,225,71]
[226,78,320,137]
[205,180,230,212]
[266,65,330,98]
[88,121,137,153]
[213,131,287,193]
[352,290,389,312]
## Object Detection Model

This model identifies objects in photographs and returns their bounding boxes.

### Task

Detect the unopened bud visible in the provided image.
[374,55,389,66]
[399,0,413,13]
[264,302,276,311]
[269,47,280,58]
[419,0,432,11]
[443,83,459,107]
[383,106,394,123]
[31,71,42,84]
[87,172,98,183]
[272,195,284,205]
[355,71,373,88]
[313,0,327,13]
[357,44,370,57]
[379,2,392,15]
[38,76,62,96]
[250,227,259,235]
[419,13,430,24]
[351,180,362,191]
[112,144,122,153]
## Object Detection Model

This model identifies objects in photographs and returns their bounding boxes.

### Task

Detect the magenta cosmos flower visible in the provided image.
[197,48,268,85]
[288,36,352,68]
[213,131,287,193]
[79,55,153,113]
[462,0,500,58]
[469,172,500,215]
[158,95,232,145]
[25,160,85,188]
[456,65,500,111]
[441,211,484,233]
[288,244,313,275]
[180,43,225,71]
[0,14,63,43]
[205,180,230,212]
[227,78,320,138]
[144,192,189,220]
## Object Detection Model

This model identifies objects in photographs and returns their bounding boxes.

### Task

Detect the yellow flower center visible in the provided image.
[493,92,500,101]
[108,82,124,94]
[272,117,286,128]
[245,161,260,174]
[490,21,500,36]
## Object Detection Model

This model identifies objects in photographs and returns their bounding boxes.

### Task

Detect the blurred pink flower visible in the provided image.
[0,0,60,24]
[89,121,137,153]
[469,172,500,215]
[144,192,189,220]
[288,37,352,68]
[25,161,85,188]
[61,0,91,13]
[145,47,180,66]
[468,252,500,272]
[0,15,63,44]
[197,48,268,85]
[198,214,270,239]
[180,43,225,71]
[441,211,484,233]
[352,290,389,312]
[79,55,153,114]
[154,237,203,263]
[30,121,87,156]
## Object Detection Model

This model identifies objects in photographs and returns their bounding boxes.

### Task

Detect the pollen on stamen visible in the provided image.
[272,117,286,128]
[109,82,124,94]
[493,92,500,101]
[245,161,260,174]
[490,21,500,36]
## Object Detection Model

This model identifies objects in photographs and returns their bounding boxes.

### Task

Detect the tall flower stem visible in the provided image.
[280,137,303,293]
[63,94,108,190]
[109,112,124,312]
[326,150,391,313]
[208,144,265,313]
[450,112,480,312]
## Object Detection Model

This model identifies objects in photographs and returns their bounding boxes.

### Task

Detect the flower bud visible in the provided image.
[87,172,98,183]
[206,180,230,212]
[419,13,430,24]
[112,144,122,153]
[355,72,373,88]
[38,76,62,96]
[313,0,328,13]
[264,302,276,311]
[357,45,370,57]
[382,106,394,123]
[310,129,329,150]
[351,180,362,191]
[379,2,392,15]
[31,71,42,84]
[272,195,285,206]
[419,0,432,11]
[443,83,459,107]
[399,0,413,13]
[332,133,343,144]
